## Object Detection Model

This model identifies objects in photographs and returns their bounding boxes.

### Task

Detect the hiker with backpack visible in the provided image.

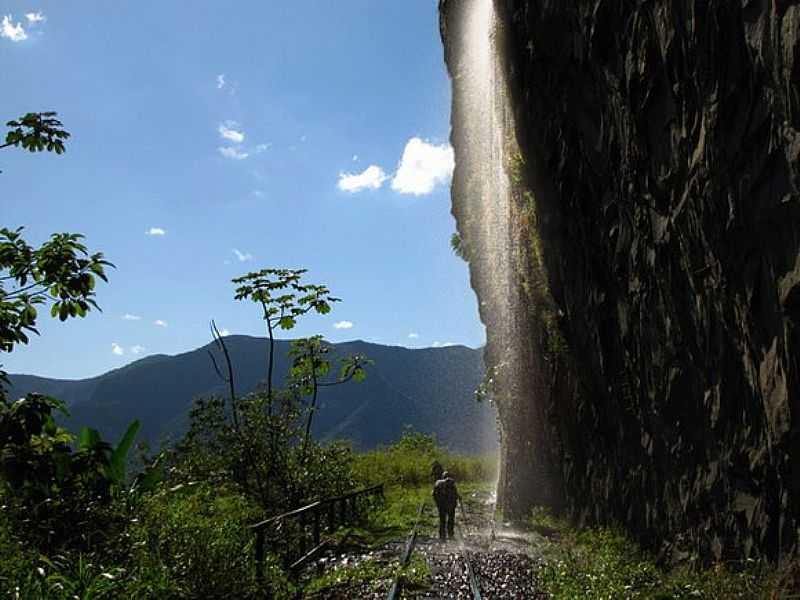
[432,470,460,542]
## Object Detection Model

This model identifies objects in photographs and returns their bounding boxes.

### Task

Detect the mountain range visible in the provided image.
[8,336,497,454]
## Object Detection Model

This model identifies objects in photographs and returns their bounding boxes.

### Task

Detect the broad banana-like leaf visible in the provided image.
[108,420,140,485]
[131,453,164,496]
[78,426,102,451]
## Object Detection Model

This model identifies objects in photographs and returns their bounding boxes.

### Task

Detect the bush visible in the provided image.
[353,428,496,489]
[530,509,780,600]
[126,481,267,599]
[0,514,39,598]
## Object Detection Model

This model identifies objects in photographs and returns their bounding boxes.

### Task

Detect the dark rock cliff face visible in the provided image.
[441,0,800,562]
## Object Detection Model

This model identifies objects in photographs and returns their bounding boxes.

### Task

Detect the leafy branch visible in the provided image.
[0,227,113,353]
[1,112,70,154]
[232,268,339,412]
[288,335,371,463]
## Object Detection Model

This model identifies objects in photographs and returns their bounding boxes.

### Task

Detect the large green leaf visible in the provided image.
[130,453,164,496]
[78,427,102,451]
[108,419,140,486]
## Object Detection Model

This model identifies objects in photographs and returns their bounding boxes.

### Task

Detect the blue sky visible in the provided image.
[1,2,485,379]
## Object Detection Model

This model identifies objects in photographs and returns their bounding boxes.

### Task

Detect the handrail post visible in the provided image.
[251,485,386,584]
[255,528,264,585]
[299,513,307,557]
[328,500,336,532]
[313,509,321,546]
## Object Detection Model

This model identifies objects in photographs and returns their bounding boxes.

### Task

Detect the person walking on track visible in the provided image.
[433,470,460,542]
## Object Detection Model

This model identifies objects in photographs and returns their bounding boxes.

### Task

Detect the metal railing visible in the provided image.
[250,484,384,583]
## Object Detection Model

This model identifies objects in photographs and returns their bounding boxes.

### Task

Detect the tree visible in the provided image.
[0,112,157,557]
[232,268,339,413]
[0,112,111,389]
[288,335,370,463]
[0,227,112,387]
[1,112,70,174]
[0,394,143,553]
[2,112,70,154]
[183,268,371,512]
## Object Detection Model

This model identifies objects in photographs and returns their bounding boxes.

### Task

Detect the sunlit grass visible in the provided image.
[353,428,497,490]
[304,553,430,599]
[528,508,792,600]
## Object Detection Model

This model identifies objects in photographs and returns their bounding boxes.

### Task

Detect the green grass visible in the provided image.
[304,553,430,598]
[345,481,493,549]
[529,508,792,600]
[0,430,496,599]
[353,428,497,489]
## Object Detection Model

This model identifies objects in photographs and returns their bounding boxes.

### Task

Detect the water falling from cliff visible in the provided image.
[453,0,518,501]
[446,0,563,517]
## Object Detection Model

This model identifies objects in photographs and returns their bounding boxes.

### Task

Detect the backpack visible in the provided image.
[434,477,457,508]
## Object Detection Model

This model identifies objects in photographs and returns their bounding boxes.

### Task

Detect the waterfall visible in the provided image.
[447,0,563,518]
[456,0,518,506]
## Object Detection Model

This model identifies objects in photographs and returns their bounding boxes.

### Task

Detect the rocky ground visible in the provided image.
[308,490,549,599]
[418,545,546,599]
[416,490,548,599]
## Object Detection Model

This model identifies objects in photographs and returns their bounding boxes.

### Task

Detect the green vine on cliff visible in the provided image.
[450,232,469,262]
[506,142,568,359]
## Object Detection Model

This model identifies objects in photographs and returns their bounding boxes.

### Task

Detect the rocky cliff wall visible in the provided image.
[441,0,800,562]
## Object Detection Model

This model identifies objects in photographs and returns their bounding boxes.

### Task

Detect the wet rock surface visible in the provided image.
[472,551,546,599]
[418,545,547,600]
[417,491,548,598]
[305,491,547,598]
[441,0,800,562]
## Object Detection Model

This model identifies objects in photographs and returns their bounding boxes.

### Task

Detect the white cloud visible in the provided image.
[232,248,252,262]
[432,341,457,348]
[352,155,358,162]
[122,313,141,321]
[216,74,225,89]
[255,143,271,153]
[218,121,244,143]
[2,16,27,42]
[145,227,166,236]
[218,146,249,160]
[333,321,354,330]
[111,342,124,356]
[408,332,419,339]
[154,319,168,327]
[218,328,230,337]
[130,345,145,355]
[337,165,388,193]
[25,12,45,24]
[391,138,455,195]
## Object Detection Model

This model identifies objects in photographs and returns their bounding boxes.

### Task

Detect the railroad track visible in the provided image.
[458,545,484,600]
[385,500,426,600]
[387,496,493,600]
[387,492,542,599]
[454,497,489,600]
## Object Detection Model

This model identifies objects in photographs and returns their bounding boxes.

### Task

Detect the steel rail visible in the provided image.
[385,500,426,600]
[457,497,486,600]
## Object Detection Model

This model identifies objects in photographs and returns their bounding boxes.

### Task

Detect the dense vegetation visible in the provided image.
[529,509,799,599]
[0,248,379,596]
[0,113,497,598]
